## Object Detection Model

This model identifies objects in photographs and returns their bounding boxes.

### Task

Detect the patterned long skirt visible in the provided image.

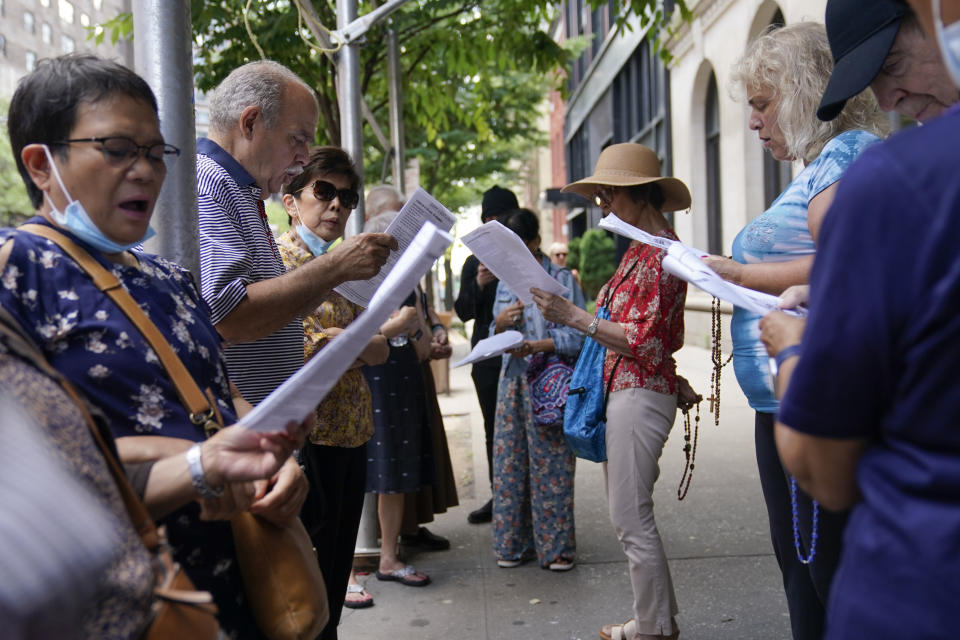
[492,373,576,567]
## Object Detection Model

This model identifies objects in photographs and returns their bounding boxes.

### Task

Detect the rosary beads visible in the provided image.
[790,476,819,564]
[677,401,700,500]
[709,297,733,427]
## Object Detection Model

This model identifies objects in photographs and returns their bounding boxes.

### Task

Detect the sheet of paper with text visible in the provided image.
[461,220,569,305]
[241,221,454,433]
[335,187,456,308]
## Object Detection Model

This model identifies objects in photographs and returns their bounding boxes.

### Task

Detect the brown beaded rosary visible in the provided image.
[709,296,734,426]
[677,297,732,501]
[677,401,700,500]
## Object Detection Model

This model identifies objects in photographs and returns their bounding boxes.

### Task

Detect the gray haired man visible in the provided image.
[196,60,395,405]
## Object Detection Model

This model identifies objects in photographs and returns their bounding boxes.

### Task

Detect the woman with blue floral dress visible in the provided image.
[0,55,307,639]
[489,209,585,570]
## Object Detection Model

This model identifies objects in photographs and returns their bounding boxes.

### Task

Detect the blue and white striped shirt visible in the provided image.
[196,137,303,405]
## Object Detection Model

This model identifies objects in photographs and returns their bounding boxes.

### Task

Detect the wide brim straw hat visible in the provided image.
[561,143,692,212]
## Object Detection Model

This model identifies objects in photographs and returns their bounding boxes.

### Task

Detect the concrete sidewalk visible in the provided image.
[340,337,791,640]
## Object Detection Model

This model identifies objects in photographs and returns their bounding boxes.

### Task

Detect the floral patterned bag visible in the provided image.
[525,351,574,426]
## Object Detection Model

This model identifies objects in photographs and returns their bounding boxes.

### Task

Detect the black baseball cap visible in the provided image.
[817,0,909,121]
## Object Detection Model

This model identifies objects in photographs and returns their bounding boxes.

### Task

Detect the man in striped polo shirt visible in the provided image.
[197,61,394,408]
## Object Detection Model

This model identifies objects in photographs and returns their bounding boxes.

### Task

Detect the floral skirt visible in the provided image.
[492,373,576,566]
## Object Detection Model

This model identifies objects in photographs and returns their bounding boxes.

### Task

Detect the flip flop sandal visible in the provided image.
[599,619,636,640]
[548,559,575,571]
[343,584,374,609]
[375,564,431,587]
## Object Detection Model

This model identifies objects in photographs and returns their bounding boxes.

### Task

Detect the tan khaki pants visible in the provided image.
[604,387,679,636]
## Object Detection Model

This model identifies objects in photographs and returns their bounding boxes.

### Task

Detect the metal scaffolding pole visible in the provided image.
[132,0,200,282]
[387,24,406,195]
[338,0,366,236]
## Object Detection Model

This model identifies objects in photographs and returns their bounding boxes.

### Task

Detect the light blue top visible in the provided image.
[730,129,882,412]
[491,253,586,379]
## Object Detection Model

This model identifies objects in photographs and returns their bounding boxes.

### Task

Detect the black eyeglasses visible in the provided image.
[302,180,359,210]
[53,136,181,167]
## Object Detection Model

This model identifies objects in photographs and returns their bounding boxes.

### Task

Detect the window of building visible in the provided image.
[704,71,723,255]
[0,35,6,57]
[24,10,35,33]
[612,38,668,150]
[762,9,791,208]
[93,0,103,9]
[41,22,52,44]
[25,50,37,71]
[80,12,89,26]
[58,0,74,24]
[60,34,74,53]
[40,0,51,7]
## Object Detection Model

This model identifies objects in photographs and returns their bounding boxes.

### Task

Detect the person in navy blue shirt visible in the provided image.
[762,2,960,635]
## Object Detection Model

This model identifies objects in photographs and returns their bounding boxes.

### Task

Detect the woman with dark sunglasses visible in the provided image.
[277,146,391,638]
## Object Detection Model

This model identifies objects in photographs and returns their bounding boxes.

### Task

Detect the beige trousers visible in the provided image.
[604,386,679,636]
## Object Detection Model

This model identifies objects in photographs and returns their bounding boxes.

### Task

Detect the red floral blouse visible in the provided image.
[597,230,687,395]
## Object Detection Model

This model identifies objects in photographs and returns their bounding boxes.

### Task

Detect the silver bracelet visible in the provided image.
[185,443,223,499]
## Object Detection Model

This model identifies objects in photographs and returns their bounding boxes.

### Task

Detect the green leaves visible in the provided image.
[578,229,617,300]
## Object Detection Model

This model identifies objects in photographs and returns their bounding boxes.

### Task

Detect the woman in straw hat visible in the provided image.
[702,22,888,640]
[532,142,695,640]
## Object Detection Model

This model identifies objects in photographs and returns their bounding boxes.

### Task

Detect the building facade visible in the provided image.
[0,0,133,98]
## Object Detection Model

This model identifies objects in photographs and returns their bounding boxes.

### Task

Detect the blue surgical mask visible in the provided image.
[41,144,156,254]
[293,200,335,256]
[934,0,960,88]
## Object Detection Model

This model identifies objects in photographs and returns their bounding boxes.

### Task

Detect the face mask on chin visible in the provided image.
[293,200,334,256]
[40,144,155,254]
[934,0,960,88]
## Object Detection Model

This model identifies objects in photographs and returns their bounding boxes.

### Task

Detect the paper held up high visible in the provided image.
[452,330,524,368]
[598,212,677,251]
[461,220,569,305]
[335,187,456,308]
[661,243,806,317]
[240,222,454,433]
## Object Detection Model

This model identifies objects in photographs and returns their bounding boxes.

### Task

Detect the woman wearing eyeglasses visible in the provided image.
[277,147,390,637]
[533,143,694,640]
[0,55,311,639]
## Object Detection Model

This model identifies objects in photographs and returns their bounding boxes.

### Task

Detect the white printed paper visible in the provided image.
[662,243,806,317]
[452,330,524,368]
[461,221,569,305]
[240,222,454,433]
[335,187,456,308]
[598,213,677,251]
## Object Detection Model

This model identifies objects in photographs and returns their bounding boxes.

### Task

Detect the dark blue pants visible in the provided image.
[755,411,848,640]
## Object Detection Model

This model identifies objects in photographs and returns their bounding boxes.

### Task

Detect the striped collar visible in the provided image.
[196,137,257,188]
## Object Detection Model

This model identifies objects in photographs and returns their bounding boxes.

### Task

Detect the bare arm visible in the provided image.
[216,233,396,344]
[775,415,867,512]
[702,254,813,295]
[529,290,633,357]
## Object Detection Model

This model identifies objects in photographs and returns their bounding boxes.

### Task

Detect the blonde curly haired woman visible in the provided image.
[703,22,889,640]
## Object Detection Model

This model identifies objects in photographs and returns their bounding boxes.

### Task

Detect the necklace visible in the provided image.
[790,476,819,564]
[709,297,733,426]
[677,401,701,500]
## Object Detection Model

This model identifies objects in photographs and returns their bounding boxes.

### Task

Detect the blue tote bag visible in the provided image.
[563,260,637,463]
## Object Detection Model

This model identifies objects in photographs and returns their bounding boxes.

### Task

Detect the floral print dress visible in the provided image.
[0,219,262,640]
[490,254,586,566]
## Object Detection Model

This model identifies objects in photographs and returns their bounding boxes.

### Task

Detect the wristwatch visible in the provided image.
[586,316,601,337]
[186,443,224,499]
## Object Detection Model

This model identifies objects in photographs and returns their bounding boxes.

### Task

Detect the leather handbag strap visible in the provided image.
[0,304,160,551]
[19,224,221,434]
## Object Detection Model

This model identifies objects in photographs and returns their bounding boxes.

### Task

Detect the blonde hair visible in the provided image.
[731,22,889,163]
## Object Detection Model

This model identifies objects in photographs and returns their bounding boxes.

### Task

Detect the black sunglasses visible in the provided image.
[303,180,359,210]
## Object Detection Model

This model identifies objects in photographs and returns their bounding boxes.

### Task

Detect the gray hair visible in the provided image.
[365,184,404,219]
[208,60,314,132]
[731,22,889,163]
[364,211,398,234]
